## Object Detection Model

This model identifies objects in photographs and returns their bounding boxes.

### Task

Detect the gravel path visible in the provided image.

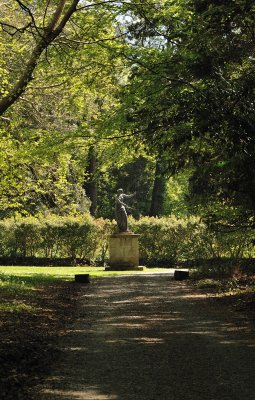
[36,275,255,400]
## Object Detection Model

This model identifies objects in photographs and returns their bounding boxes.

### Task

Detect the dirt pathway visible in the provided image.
[35,275,255,400]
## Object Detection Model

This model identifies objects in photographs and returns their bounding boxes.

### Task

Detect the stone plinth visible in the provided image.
[108,231,141,270]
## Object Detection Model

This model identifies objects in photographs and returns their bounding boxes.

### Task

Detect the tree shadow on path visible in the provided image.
[36,275,255,400]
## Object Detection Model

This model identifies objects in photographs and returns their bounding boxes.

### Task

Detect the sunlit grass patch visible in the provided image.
[0,266,173,280]
[0,266,105,280]
[0,301,38,313]
[0,271,62,314]
[195,279,222,290]
[0,273,35,297]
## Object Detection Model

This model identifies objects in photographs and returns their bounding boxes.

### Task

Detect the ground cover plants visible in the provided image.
[191,259,255,322]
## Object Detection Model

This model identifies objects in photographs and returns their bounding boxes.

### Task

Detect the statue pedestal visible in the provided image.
[107,232,142,271]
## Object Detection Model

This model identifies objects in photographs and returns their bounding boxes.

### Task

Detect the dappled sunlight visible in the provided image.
[181,293,209,299]
[37,275,255,400]
[131,337,165,344]
[42,387,119,400]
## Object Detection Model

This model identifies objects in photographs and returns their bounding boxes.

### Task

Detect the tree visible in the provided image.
[149,158,167,217]
[4,0,254,225]
[0,0,82,115]
[0,0,129,216]
[112,0,255,227]
[1,0,160,218]
[84,146,97,216]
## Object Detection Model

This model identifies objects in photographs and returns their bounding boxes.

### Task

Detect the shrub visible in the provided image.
[129,216,212,264]
[195,279,222,289]
[0,214,253,265]
[0,217,42,258]
[190,259,235,280]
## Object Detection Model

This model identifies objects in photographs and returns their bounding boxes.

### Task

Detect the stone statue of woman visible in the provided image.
[115,189,135,232]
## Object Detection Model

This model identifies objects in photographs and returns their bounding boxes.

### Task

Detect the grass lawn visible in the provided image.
[0,265,172,279]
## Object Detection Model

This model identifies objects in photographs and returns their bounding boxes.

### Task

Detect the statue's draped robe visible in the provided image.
[115,194,128,232]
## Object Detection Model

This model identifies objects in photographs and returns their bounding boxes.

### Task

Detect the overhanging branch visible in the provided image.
[0,0,80,116]
[0,21,32,36]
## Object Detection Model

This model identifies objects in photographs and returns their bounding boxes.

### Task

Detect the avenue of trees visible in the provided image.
[0,0,255,260]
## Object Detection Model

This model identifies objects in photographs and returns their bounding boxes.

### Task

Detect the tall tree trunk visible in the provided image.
[149,159,166,217]
[84,146,97,216]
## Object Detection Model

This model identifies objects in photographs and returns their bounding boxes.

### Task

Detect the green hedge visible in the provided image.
[0,215,253,264]
[130,216,255,263]
[129,216,210,263]
[0,215,114,263]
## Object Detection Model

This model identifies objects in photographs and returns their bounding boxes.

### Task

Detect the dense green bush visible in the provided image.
[129,216,210,263]
[129,216,255,263]
[0,215,115,263]
[0,214,253,264]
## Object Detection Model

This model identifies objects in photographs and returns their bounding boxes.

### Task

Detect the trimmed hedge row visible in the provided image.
[129,216,255,264]
[0,214,253,264]
[129,216,208,264]
[0,215,114,264]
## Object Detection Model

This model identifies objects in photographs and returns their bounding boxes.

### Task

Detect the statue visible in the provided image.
[115,189,135,232]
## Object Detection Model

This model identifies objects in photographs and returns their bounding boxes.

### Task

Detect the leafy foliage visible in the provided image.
[1,0,255,232]
[0,214,114,262]
[113,0,255,227]
[0,215,253,264]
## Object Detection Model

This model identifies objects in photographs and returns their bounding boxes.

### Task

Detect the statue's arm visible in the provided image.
[116,198,128,207]
[122,192,136,199]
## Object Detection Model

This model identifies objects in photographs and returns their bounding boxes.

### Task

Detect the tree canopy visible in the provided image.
[0,0,254,226]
